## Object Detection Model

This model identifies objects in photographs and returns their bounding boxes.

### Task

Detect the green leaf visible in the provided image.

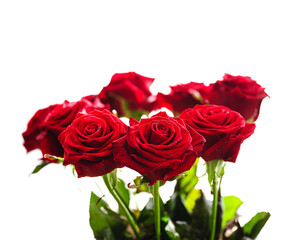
[185,189,202,212]
[115,179,130,216]
[89,192,131,239]
[189,190,223,240]
[175,221,203,240]
[96,228,115,240]
[190,190,211,239]
[243,212,270,239]
[116,179,130,205]
[166,193,190,223]
[175,158,199,199]
[31,161,50,174]
[222,196,243,229]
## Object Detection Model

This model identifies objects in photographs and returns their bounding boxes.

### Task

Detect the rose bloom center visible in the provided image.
[203,108,229,125]
[84,123,100,135]
[153,122,170,136]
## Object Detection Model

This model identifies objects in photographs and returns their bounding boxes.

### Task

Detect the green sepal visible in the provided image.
[31,161,50,174]
[71,165,77,177]
[44,154,64,163]
[31,154,64,174]
[129,176,151,194]
[108,169,118,189]
[206,160,225,187]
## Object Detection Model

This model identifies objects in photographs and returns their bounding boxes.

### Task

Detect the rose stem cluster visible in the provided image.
[103,173,140,239]
[23,72,268,239]
[112,111,205,239]
[180,104,256,240]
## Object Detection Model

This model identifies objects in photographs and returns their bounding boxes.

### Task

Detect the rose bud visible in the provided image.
[98,72,156,118]
[112,112,205,185]
[206,74,268,122]
[59,109,127,177]
[180,105,255,163]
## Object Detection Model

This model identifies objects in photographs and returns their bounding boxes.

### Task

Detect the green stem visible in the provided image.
[210,176,219,240]
[102,174,140,240]
[154,181,161,240]
[206,160,225,240]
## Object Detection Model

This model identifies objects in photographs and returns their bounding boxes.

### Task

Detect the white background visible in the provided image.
[1,1,300,239]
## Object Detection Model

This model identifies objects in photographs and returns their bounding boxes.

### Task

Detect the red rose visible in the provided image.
[22,104,57,153]
[157,82,209,115]
[180,105,255,163]
[206,74,268,121]
[22,95,109,161]
[42,100,88,135]
[112,112,205,185]
[59,109,127,177]
[99,72,156,117]
[22,103,64,162]
[156,82,210,115]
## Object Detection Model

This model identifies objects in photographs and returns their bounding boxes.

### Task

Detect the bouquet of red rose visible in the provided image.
[23,72,269,240]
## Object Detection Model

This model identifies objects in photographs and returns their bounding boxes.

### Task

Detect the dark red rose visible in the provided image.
[22,104,57,153]
[156,82,211,115]
[42,100,88,135]
[112,112,205,185]
[59,109,127,177]
[23,104,64,162]
[180,105,255,163]
[206,74,268,121]
[99,72,156,117]
[22,95,109,162]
